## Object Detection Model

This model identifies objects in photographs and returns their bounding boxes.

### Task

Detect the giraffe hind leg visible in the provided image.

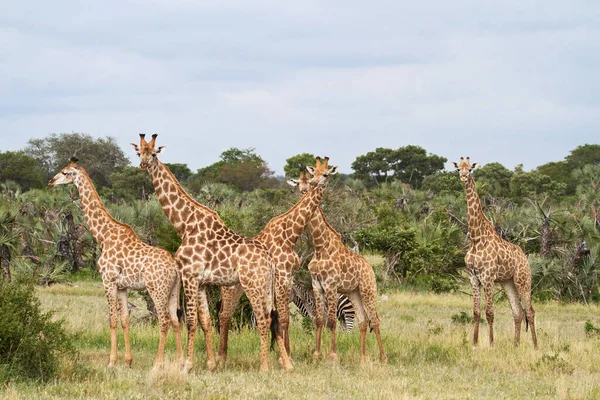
[501,279,524,347]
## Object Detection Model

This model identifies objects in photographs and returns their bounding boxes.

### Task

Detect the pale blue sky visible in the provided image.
[1,1,598,174]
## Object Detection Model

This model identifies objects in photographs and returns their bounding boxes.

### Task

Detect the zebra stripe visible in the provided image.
[290,284,355,333]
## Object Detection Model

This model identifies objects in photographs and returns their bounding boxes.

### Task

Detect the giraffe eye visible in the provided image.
[61,172,67,176]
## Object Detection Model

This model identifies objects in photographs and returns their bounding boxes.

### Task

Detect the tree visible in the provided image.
[194,147,276,191]
[25,133,129,188]
[107,167,155,201]
[421,171,463,195]
[164,163,192,182]
[472,162,513,198]
[0,151,45,191]
[351,145,446,188]
[509,165,566,200]
[566,144,600,169]
[283,153,316,178]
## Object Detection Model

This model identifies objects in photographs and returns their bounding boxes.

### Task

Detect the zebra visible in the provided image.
[290,283,355,333]
[217,284,356,332]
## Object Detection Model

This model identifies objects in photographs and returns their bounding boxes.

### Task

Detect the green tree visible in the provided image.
[351,145,446,188]
[107,167,154,201]
[283,153,316,178]
[472,162,513,198]
[0,151,45,191]
[164,163,192,182]
[566,144,600,169]
[509,165,566,200]
[194,147,276,191]
[421,171,463,195]
[25,133,129,188]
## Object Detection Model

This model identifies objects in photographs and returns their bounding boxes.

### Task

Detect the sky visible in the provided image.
[1,1,599,175]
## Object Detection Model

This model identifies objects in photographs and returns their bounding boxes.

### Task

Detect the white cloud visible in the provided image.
[0,1,599,174]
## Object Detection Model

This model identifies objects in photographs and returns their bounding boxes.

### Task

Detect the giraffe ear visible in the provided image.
[306,166,316,175]
[130,143,140,153]
[328,165,339,175]
[287,179,299,187]
[451,162,459,170]
[470,162,478,170]
[155,146,166,154]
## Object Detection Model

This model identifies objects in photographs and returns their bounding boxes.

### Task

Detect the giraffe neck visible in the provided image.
[147,160,223,234]
[308,206,340,250]
[464,175,495,241]
[261,184,326,245]
[73,169,124,244]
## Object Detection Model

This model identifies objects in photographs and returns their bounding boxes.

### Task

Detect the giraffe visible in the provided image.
[452,157,537,348]
[217,157,336,361]
[48,157,183,369]
[289,161,387,363]
[131,134,292,373]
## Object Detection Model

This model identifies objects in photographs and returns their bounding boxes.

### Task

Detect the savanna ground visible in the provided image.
[4,266,600,400]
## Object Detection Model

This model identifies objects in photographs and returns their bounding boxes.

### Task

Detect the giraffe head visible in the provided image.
[306,156,339,187]
[130,133,166,171]
[452,157,478,182]
[48,157,81,187]
[287,171,312,194]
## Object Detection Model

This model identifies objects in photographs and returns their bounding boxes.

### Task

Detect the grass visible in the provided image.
[3,281,600,399]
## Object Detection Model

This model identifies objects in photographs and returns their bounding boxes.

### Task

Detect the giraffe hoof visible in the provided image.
[207,360,217,371]
[380,354,388,363]
[125,358,133,368]
[260,364,269,373]
[182,360,193,374]
[312,351,321,361]
[329,353,338,362]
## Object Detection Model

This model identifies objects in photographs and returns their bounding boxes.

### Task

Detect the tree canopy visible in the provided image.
[351,145,446,188]
[24,133,129,188]
[284,153,316,178]
[0,151,46,191]
[194,147,276,191]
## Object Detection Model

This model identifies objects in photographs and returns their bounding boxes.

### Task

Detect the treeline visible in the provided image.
[0,133,599,303]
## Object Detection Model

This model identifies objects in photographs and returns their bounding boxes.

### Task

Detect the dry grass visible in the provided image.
[3,281,600,399]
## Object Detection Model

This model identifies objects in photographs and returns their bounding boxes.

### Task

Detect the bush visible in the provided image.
[0,282,76,384]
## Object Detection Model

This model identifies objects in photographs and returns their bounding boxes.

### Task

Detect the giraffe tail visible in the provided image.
[523,307,529,332]
[270,309,279,350]
[216,299,223,334]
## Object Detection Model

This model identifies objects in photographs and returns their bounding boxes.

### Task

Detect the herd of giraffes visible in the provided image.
[47,134,538,374]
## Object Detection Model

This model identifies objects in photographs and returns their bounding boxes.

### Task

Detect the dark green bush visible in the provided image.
[0,282,76,384]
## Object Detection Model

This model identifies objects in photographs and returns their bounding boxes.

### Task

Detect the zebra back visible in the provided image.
[290,284,355,333]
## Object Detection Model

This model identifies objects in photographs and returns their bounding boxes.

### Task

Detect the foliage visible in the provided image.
[0,282,76,384]
[0,151,46,191]
[422,171,463,195]
[164,163,192,182]
[351,145,446,188]
[24,132,129,188]
[105,166,154,202]
[283,153,316,178]
[194,147,277,191]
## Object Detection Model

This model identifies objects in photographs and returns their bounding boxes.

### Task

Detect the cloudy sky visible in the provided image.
[1,1,598,175]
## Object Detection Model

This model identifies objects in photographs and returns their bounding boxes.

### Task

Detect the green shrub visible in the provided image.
[0,282,76,384]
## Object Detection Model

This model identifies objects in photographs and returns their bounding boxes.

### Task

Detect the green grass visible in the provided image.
[3,281,600,399]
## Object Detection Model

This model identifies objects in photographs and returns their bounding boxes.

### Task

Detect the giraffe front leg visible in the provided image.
[148,283,171,370]
[325,289,339,362]
[181,274,199,374]
[312,279,326,361]
[469,273,481,347]
[275,277,292,357]
[197,287,217,371]
[104,281,119,368]
[483,282,495,346]
[117,289,133,367]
